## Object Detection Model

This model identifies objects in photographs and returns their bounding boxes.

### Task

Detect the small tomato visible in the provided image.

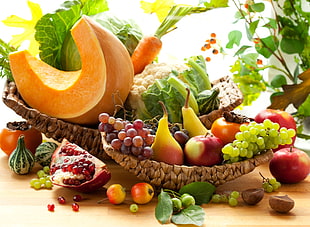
[106,184,126,205]
[131,182,154,204]
[211,117,246,145]
[0,121,42,156]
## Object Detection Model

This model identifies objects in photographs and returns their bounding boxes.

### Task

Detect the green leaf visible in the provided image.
[246,19,259,40]
[249,2,265,12]
[298,94,310,117]
[0,38,17,81]
[270,74,287,88]
[171,205,205,226]
[280,38,304,54]
[155,190,173,224]
[226,30,242,49]
[234,45,251,56]
[263,18,277,29]
[255,36,279,58]
[179,182,216,205]
[35,0,109,69]
[201,0,229,8]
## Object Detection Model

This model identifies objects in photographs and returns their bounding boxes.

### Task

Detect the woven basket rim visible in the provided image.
[101,132,274,190]
[2,75,243,161]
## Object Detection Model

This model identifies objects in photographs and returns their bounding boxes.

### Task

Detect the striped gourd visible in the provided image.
[35,141,58,167]
[8,135,35,175]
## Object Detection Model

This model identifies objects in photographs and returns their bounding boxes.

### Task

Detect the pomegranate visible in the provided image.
[50,139,111,192]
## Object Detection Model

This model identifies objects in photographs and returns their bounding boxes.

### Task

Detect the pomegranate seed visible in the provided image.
[72,203,79,212]
[73,194,83,202]
[57,196,66,204]
[47,203,55,212]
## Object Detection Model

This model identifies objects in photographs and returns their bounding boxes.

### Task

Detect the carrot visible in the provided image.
[130,5,199,75]
[131,35,162,75]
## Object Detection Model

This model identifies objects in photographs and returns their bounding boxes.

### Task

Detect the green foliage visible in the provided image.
[228,0,310,139]
[155,181,215,226]
[35,0,109,70]
[0,39,17,81]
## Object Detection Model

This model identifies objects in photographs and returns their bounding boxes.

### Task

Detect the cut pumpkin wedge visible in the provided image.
[9,16,134,125]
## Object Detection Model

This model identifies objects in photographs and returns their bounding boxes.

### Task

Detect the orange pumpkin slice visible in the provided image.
[9,16,134,125]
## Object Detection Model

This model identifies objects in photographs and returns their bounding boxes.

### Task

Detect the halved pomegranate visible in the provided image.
[50,139,111,192]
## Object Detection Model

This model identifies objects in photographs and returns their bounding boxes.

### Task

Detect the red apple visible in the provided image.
[184,135,224,166]
[269,147,310,184]
[254,109,297,151]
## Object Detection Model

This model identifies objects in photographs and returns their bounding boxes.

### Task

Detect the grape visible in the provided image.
[111,139,122,150]
[133,119,144,130]
[108,116,116,125]
[33,181,42,190]
[98,113,109,123]
[130,203,139,213]
[118,130,127,140]
[211,194,221,203]
[123,137,132,146]
[228,197,238,207]
[37,170,46,178]
[99,113,156,160]
[132,136,144,147]
[230,191,240,199]
[221,120,296,163]
[142,147,153,158]
[144,134,155,145]
[131,146,143,156]
[126,128,138,138]
[45,180,53,189]
[114,120,125,130]
[268,178,277,185]
[173,131,189,145]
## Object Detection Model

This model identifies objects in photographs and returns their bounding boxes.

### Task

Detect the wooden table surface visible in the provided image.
[0,150,309,227]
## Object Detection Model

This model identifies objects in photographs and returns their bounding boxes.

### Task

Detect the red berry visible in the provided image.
[57,196,66,204]
[72,202,79,212]
[210,33,216,38]
[47,203,55,212]
[73,194,83,202]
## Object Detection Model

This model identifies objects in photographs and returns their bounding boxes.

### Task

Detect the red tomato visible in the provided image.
[0,122,42,156]
[211,117,246,145]
[131,183,154,204]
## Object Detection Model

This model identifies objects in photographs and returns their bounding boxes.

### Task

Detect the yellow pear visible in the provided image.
[151,102,184,165]
[182,88,208,137]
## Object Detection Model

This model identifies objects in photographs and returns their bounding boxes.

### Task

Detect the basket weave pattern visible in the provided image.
[2,75,242,161]
[102,135,273,190]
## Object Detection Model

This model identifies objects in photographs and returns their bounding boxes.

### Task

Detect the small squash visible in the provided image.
[35,141,58,167]
[8,135,35,175]
[9,16,134,125]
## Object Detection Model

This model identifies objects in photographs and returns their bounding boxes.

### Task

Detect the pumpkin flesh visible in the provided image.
[9,16,107,120]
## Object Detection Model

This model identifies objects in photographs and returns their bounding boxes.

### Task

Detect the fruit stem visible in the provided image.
[184,88,190,109]
[159,101,168,117]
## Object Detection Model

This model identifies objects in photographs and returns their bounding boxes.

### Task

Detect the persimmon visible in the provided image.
[0,121,42,156]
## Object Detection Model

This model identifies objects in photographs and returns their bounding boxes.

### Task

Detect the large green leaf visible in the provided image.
[280,38,304,54]
[255,36,279,58]
[35,0,108,69]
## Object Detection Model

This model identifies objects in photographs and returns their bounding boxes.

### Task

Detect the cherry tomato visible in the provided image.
[106,184,126,205]
[211,117,246,145]
[0,121,42,156]
[131,182,154,204]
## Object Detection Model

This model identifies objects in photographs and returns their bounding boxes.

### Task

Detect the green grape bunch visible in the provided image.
[221,119,296,163]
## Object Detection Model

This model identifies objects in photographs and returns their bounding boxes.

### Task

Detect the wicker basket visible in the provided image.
[2,75,242,160]
[102,134,274,190]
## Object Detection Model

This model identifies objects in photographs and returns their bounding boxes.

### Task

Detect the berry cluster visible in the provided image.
[200,32,221,62]
[30,166,53,190]
[221,119,296,163]
[260,173,281,193]
[211,191,240,207]
[98,113,154,160]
